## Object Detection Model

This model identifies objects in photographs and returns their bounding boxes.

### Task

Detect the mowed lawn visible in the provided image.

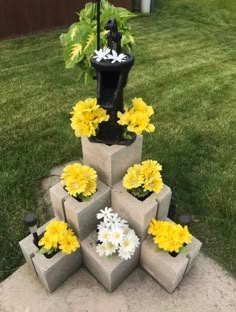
[0,12,235,281]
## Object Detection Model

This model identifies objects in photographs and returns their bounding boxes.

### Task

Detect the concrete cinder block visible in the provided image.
[112,182,171,241]
[81,135,143,187]
[140,234,202,293]
[185,236,202,275]
[64,179,111,240]
[19,221,48,274]
[32,246,82,293]
[156,185,172,220]
[19,218,83,293]
[81,231,140,292]
[49,183,69,221]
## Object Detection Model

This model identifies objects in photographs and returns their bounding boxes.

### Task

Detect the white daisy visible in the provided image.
[96,243,107,257]
[97,221,106,231]
[93,47,111,62]
[118,247,134,260]
[104,242,117,256]
[119,236,135,253]
[109,227,124,246]
[107,50,127,63]
[105,213,122,228]
[98,227,110,243]
[126,229,140,249]
[97,207,113,220]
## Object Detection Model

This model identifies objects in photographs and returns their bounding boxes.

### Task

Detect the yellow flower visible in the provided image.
[117,98,155,135]
[61,163,97,198]
[123,164,143,189]
[143,176,163,193]
[130,97,154,117]
[38,233,58,251]
[148,219,192,253]
[70,98,109,138]
[59,233,80,254]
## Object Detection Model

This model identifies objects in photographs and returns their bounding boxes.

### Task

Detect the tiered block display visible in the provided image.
[81,135,143,187]
[19,219,83,292]
[81,231,140,292]
[50,178,111,239]
[20,129,201,293]
[140,234,202,293]
[112,182,172,240]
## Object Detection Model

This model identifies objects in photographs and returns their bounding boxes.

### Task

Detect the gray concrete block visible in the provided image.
[156,184,172,220]
[19,221,48,274]
[140,234,202,293]
[19,218,83,293]
[81,231,140,292]
[112,182,172,241]
[32,247,82,293]
[81,135,143,187]
[49,183,69,221]
[64,179,111,240]
[185,236,202,275]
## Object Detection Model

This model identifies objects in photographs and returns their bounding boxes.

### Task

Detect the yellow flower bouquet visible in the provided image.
[123,160,163,200]
[117,97,155,137]
[148,219,192,256]
[70,98,110,138]
[61,163,97,201]
[38,220,80,257]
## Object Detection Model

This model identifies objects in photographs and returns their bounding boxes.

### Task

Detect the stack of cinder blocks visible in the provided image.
[20,135,202,293]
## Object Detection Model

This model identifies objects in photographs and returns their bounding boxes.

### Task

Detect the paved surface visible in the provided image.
[0,253,235,312]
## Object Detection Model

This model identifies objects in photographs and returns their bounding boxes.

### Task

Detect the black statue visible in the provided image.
[104,18,122,54]
[90,18,134,145]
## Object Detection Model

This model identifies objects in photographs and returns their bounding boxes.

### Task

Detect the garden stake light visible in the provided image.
[23,213,39,247]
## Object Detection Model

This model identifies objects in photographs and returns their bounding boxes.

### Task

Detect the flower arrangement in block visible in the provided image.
[70,98,110,138]
[117,97,155,137]
[123,160,163,200]
[38,220,80,256]
[96,207,140,260]
[61,163,97,201]
[148,219,192,256]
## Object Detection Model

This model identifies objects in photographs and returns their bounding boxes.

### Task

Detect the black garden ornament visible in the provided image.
[90,0,135,146]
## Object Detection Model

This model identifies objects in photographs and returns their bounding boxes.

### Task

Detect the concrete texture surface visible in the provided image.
[0,254,235,312]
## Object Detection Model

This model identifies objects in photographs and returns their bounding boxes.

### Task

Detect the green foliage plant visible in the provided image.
[60,0,136,82]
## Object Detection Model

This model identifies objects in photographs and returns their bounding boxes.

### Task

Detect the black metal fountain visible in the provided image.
[89,0,135,146]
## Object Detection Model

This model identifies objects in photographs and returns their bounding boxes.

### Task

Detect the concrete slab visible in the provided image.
[1,254,235,312]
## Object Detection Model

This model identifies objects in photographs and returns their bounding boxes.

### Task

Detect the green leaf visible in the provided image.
[60,0,136,82]
[38,247,49,254]
[179,246,188,254]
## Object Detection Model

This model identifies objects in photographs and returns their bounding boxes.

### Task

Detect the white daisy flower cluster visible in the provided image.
[96,207,140,260]
[93,48,127,63]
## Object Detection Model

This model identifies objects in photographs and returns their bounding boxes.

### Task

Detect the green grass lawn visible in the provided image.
[0,10,235,281]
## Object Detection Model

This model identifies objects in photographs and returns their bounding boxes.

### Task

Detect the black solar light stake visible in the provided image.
[24,213,39,247]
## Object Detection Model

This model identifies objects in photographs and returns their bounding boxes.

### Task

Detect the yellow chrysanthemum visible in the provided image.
[117,97,155,136]
[39,220,80,255]
[38,233,58,251]
[61,163,97,199]
[70,98,109,138]
[143,176,163,193]
[130,97,154,117]
[148,220,192,253]
[59,233,80,254]
[122,160,163,197]
[123,164,144,189]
